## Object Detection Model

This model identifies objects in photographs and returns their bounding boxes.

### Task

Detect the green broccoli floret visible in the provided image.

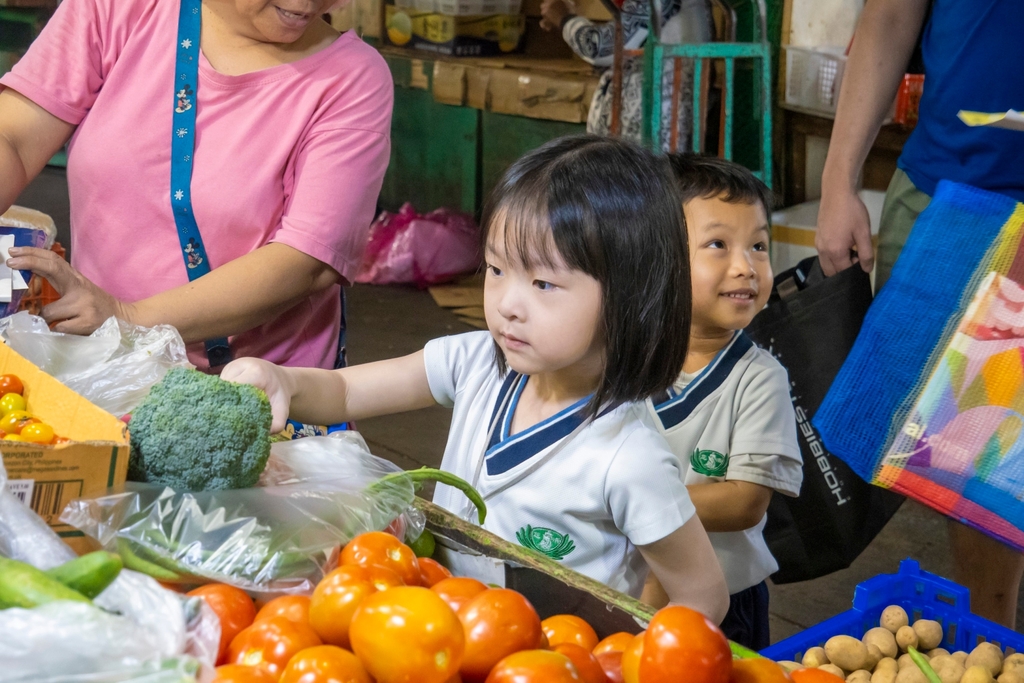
[127,367,273,491]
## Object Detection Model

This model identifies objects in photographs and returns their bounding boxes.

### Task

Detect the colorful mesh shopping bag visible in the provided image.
[815,180,1024,551]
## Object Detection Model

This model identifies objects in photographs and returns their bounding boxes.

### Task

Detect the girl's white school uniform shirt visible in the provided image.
[646,332,803,595]
[425,331,696,598]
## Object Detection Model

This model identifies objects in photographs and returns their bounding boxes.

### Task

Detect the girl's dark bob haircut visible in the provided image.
[481,134,691,417]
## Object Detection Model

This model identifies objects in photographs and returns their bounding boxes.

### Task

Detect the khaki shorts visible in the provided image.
[876,168,933,290]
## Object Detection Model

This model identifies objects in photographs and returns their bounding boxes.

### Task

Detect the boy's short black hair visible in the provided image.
[667,153,774,219]
[481,134,691,417]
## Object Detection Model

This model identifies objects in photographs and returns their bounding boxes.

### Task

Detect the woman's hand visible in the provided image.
[7,246,134,334]
[221,357,295,432]
[540,0,573,30]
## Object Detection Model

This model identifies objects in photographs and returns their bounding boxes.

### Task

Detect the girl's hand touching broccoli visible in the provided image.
[222,357,295,433]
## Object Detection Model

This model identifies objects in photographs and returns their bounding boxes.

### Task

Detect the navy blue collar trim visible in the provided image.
[654,331,753,429]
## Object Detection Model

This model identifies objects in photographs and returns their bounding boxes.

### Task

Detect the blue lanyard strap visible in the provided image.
[171,0,232,367]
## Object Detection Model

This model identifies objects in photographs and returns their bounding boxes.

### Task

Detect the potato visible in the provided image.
[912,620,944,651]
[931,655,966,683]
[872,670,898,683]
[898,653,922,671]
[865,644,884,671]
[847,671,872,683]
[827,636,870,672]
[953,652,970,665]
[927,649,951,659]
[963,665,997,683]
[896,626,919,652]
[881,606,910,634]
[804,647,830,668]
[967,643,1005,676]
[865,628,900,659]
[999,672,1024,683]
[777,661,802,673]
[1004,654,1024,675]
[875,658,899,675]
[895,666,928,683]
[821,664,847,677]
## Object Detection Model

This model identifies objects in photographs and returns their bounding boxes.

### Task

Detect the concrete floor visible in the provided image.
[14,168,1024,643]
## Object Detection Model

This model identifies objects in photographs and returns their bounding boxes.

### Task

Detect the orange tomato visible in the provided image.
[0,374,24,397]
[308,566,379,648]
[431,576,488,614]
[595,651,624,683]
[639,606,731,683]
[542,615,600,652]
[228,616,322,680]
[789,670,844,683]
[188,584,257,665]
[341,531,421,586]
[730,659,792,683]
[212,664,277,683]
[255,595,311,626]
[552,643,610,683]
[593,633,634,656]
[457,588,544,682]
[620,633,643,683]
[279,645,373,683]
[484,650,583,683]
[20,422,54,445]
[349,586,464,683]
[419,557,453,587]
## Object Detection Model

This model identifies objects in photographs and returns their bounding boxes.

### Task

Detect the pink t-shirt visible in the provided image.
[0,0,393,370]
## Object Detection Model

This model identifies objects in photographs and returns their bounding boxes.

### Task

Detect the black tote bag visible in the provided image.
[745,257,904,583]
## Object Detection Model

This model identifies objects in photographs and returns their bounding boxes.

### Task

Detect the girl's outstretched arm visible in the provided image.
[221,350,436,432]
[638,516,730,624]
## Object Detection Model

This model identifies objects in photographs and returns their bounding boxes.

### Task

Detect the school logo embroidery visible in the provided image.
[691,448,728,477]
[516,525,576,561]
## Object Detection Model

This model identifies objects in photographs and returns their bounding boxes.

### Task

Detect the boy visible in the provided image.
[643,154,803,650]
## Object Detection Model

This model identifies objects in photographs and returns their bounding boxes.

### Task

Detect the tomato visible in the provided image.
[20,422,55,445]
[228,616,322,679]
[484,650,582,683]
[349,586,464,683]
[418,557,453,587]
[0,375,25,397]
[341,531,421,586]
[188,584,257,665]
[2,434,22,441]
[542,615,599,652]
[212,664,277,683]
[639,606,731,683]
[729,659,792,683]
[431,577,488,614]
[552,643,609,683]
[457,588,544,682]
[0,410,35,435]
[593,633,634,656]
[309,566,380,648]
[788,670,844,683]
[0,393,26,416]
[255,595,312,626]
[620,633,643,683]
[595,651,624,683]
[279,645,373,683]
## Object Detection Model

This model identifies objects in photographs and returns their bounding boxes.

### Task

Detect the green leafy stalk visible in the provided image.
[729,641,761,659]
[909,647,943,683]
[372,468,487,524]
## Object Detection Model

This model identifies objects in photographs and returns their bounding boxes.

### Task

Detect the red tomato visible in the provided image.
[430,577,488,614]
[212,664,277,683]
[228,616,322,679]
[620,633,643,683]
[308,566,379,648]
[341,531,421,586]
[419,557,453,587]
[484,650,582,683]
[730,659,793,683]
[0,375,24,397]
[639,606,731,683]
[553,643,609,683]
[457,588,544,682]
[255,595,311,626]
[349,586,464,683]
[595,651,624,683]
[542,615,600,652]
[593,633,634,656]
[789,670,844,683]
[279,645,373,683]
[188,584,257,665]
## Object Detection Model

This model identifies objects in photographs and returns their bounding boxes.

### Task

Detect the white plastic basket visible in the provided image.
[784,46,847,114]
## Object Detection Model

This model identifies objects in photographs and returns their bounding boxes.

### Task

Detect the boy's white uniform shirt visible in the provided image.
[646,332,802,595]
[425,331,696,598]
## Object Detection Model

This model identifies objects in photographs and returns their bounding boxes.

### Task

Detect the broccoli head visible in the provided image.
[127,367,273,491]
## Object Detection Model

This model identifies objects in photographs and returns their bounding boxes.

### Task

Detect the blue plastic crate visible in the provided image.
[762,559,1024,662]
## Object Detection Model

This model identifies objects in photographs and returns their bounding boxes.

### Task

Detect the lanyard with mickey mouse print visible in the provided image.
[170,0,233,367]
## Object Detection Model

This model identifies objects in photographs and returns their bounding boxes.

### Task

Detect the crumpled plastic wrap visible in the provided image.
[62,434,424,597]
[0,312,191,417]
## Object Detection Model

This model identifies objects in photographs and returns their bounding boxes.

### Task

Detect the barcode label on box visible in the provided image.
[5,479,34,505]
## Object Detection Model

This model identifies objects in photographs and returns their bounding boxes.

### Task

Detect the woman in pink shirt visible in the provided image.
[0,0,393,371]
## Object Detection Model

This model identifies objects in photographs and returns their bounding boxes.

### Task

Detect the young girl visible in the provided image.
[222,135,729,621]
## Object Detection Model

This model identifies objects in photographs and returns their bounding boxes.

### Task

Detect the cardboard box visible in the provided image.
[0,345,129,555]
[384,5,525,57]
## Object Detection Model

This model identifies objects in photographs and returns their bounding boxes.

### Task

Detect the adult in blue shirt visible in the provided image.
[816,0,1024,627]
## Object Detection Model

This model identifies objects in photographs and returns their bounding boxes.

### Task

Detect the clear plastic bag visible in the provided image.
[355,203,481,288]
[62,434,423,597]
[0,312,191,417]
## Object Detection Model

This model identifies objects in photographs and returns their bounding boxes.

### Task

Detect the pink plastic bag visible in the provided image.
[356,203,481,288]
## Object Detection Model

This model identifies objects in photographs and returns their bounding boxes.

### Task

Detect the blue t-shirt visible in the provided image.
[898,0,1024,202]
